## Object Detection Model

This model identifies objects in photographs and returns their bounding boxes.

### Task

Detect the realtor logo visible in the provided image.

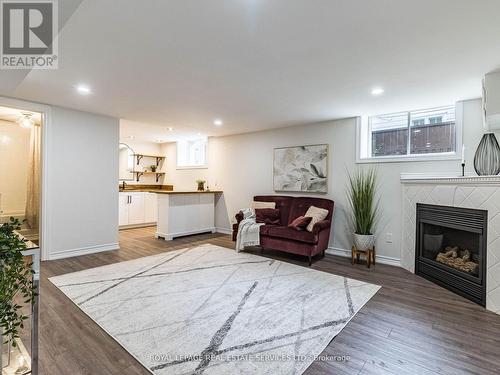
[1,0,58,69]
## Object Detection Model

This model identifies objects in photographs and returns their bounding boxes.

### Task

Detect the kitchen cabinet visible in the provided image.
[119,192,157,227]
[155,191,221,240]
[144,192,158,223]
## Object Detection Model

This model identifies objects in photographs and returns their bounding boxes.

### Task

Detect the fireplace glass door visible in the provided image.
[415,204,487,306]
[419,222,482,281]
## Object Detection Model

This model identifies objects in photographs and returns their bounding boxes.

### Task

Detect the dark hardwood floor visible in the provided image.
[40,227,500,375]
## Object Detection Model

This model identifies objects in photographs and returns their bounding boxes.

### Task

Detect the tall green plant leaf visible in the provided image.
[346,167,380,235]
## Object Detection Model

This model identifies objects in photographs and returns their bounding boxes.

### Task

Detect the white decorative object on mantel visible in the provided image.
[400,174,500,315]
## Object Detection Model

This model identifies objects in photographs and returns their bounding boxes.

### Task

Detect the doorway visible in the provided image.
[0,105,42,244]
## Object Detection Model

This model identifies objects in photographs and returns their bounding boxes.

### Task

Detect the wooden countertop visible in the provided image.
[120,188,165,192]
[150,190,223,194]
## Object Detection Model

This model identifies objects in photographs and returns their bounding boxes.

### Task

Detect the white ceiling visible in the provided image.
[1,0,500,139]
[119,119,205,143]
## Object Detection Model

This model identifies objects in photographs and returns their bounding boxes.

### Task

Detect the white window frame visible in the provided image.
[356,102,463,164]
[176,137,209,169]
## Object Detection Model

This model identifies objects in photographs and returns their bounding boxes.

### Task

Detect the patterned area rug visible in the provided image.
[49,244,380,374]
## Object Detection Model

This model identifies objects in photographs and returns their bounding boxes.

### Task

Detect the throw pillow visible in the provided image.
[304,206,329,232]
[288,216,312,231]
[252,201,276,209]
[255,208,281,225]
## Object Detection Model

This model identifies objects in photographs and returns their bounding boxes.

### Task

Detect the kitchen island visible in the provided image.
[152,191,223,240]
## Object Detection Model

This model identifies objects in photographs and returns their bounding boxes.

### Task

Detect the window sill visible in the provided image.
[176,165,208,170]
[356,153,461,164]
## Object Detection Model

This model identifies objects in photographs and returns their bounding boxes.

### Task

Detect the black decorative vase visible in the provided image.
[473,133,500,176]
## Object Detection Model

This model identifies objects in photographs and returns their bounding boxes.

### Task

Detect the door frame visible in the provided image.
[0,96,51,260]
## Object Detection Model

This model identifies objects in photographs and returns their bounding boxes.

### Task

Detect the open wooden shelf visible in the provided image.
[133,171,165,182]
[134,154,165,166]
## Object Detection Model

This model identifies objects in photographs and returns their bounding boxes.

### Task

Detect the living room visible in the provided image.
[1,1,500,375]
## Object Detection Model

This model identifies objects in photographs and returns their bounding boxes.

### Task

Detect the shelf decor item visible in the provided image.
[150,165,157,172]
[196,179,206,191]
[473,133,500,176]
[346,168,380,252]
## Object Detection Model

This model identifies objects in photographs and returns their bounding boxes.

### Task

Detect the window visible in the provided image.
[358,105,459,161]
[176,137,208,168]
[429,116,443,125]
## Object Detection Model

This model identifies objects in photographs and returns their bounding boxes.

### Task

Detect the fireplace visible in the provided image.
[415,203,487,306]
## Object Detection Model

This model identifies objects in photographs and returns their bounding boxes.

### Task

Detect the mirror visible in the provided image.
[119,143,135,181]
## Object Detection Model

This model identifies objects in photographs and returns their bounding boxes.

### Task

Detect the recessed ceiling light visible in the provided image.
[167,127,173,131]
[371,87,384,96]
[197,133,202,136]
[76,84,91,95]
[213,119,223,127]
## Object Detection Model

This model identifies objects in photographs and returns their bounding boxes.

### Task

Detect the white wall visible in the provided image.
[160,142,210,191]
[164,99,484,262]
[46,106,120,259]
[0,120,30,220]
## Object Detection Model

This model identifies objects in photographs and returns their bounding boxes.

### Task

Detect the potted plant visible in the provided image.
[196,179,206,191]
[1,218,37,370]
[346,168,380,251]
[150,165,157,172]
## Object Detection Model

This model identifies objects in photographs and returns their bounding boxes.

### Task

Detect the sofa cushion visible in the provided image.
[255,208,281,225]
[288,216,312,230]
[252,201,276,209]
[264,226,318,244]
[288,197,334,224]
[259,224,277,236]
[254,196,294,227]
[304,205,329,232]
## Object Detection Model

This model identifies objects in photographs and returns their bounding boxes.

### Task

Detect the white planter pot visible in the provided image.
[353,233,375,251]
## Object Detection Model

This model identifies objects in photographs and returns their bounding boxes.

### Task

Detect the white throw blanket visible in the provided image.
[235,208,265,252]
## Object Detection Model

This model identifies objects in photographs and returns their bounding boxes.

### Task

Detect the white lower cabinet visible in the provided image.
[156,193,216,240]
[119,192,158,227]
[118,193,130,226]
[144,193,158,223]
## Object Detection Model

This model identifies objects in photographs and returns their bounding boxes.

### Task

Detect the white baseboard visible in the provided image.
[48,243,119,260]
[119,223,156,230]
[156,228,216,241]
[216,227,232,235]
[326,247,401,267]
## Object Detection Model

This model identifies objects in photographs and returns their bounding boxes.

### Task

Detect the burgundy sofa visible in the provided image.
[233,195,334,265]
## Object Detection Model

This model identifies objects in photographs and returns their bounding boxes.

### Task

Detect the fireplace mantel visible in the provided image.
[400,174,500,315]
[401,173,500,185]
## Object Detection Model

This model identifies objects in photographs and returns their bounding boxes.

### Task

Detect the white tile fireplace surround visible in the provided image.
[401,174,500,315]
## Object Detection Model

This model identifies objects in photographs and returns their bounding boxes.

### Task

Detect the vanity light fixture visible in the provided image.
[17,113,34,129]
[76,84,91,95]
[167,127,174,131]
[371,87,384,96]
